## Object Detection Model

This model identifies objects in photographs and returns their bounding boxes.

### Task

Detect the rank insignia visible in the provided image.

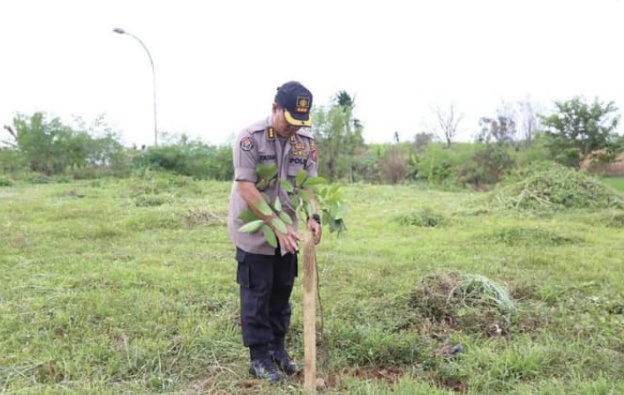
[292,150,307,157]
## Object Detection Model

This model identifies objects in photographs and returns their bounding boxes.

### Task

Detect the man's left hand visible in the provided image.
[307,218,322,245]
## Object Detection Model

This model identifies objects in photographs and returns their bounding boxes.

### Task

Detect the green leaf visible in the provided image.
[301,176,327,187]
[238,219,264,233]
[279,179,294,193]
[274,196,282,212]
[238,209,259,222]
[295,170,308,187]
[256,180,269,190]
[290,194,301,208]
[279,211,293,225]
[256,163,278,179]
[272,217,287,234]
[254,200,273,216]
[330,218,347,235]
[298,189,310,203]
[262,224,278,248]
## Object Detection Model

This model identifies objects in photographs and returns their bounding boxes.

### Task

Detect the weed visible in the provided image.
[0,175,14,187]
[134,195,169,207]
[396,208,448,227]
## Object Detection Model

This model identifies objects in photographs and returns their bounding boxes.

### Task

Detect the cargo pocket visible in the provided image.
[293,253,299,278]
[236,261,250,288]
[236,248,250,288]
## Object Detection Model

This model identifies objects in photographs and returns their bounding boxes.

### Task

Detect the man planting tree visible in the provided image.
[227,81,322,383]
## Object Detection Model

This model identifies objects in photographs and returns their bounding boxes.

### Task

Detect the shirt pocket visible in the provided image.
[286,156,308,176]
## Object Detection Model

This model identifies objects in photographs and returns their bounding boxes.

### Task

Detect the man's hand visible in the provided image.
[307,218,322,245]
[276,224,301,255]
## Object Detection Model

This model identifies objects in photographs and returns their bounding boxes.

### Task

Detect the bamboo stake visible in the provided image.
[303,232,317,393]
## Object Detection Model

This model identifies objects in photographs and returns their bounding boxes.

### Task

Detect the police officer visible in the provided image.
[227,81,322,383]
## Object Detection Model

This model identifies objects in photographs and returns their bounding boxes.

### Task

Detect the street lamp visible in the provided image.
[113,27,158,146]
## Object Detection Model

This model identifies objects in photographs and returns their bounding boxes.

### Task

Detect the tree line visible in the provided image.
[1,94,623,188]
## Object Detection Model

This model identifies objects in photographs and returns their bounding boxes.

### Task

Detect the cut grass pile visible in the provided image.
[477,164,624,212]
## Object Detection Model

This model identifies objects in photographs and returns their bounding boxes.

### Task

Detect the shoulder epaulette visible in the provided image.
[243,119,271,135]
[296,129,314,140]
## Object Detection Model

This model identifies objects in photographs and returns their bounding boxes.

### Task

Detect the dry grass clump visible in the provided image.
[178,205,225,228]
[409,271,515,334]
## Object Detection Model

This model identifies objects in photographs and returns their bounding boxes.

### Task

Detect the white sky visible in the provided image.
[1,0,623,147]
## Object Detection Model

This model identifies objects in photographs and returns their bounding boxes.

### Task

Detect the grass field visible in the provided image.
[1,174,623,394]
[602,176,624,192]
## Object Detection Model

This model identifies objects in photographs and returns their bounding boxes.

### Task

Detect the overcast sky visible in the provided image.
[1,0,623,147]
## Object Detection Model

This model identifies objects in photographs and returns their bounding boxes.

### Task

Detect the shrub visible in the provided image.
[396,208,448,227]
[0,175,14,187]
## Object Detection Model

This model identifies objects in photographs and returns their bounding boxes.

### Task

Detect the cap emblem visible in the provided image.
[295,97,310,113]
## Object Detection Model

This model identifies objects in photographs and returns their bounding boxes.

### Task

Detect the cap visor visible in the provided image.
[284,109,312,127]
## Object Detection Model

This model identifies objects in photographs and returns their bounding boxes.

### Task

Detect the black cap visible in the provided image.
[275,81,313,127]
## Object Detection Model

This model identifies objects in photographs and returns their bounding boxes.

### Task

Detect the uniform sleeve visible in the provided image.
[233,131,258,182]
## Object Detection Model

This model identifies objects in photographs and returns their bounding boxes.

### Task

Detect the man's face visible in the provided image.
[272,105,301,137]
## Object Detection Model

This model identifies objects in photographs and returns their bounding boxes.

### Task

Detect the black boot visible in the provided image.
[249,346,282,383]
[269,339,298,376]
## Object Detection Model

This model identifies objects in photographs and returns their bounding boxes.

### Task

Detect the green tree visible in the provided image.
[459,115,518,188]
[413,132,436,154]
[477,116,517,145]
[540,96,621,168]
[9,113,87,174]
[5,112,129,177]
[335,90,356,110]
[312,91,366,182]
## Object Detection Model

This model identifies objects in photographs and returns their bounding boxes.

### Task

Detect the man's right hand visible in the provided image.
[275,224,300,255]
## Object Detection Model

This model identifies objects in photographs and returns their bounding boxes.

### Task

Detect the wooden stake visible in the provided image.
[303,232,317,393]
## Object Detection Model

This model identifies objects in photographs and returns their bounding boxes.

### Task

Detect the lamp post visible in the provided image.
[113,28,158,146]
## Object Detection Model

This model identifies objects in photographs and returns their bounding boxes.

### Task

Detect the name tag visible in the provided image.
[259,154,276,161]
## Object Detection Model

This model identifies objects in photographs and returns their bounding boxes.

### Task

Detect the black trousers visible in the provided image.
[236,247,298,348]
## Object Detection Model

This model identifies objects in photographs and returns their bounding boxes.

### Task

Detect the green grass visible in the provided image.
[602,176,624,192]
[1,175,624,394]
